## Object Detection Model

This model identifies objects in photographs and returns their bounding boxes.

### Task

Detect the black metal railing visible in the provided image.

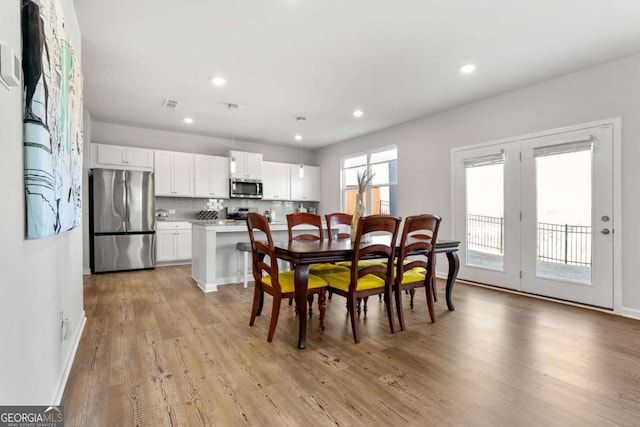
[466,214,592,267]
[537,222,591,266]
[467,214,504,254]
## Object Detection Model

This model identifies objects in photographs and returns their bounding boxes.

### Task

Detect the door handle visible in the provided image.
[601,228,611,235]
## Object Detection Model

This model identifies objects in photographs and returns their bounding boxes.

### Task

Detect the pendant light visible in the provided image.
[228,103,238,174]
[296,116,306,178]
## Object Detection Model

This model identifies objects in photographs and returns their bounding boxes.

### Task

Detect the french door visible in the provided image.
[453,123,614,308]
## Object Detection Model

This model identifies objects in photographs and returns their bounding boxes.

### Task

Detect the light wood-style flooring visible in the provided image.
[62,265,640,426]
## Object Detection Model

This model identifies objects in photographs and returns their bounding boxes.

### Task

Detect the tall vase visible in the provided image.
[351,192,365,242]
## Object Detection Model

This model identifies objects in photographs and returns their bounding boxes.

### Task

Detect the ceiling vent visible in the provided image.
[163,98,180,109]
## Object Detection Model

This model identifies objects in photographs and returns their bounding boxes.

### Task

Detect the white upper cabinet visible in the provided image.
[194,154,229,198]
[91,143,154,171]
[229,150,262,179]
[290,164,320,201]
[154,150,194,197]
[262,161,291,200]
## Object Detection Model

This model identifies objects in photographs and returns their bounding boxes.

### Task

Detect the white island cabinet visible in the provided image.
[191,221,322,292]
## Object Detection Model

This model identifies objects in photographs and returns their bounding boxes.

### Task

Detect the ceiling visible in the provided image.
[74,0,640,149]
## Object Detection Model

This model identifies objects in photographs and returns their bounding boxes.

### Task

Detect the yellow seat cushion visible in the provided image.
[310,263,350,275]
[262,271,327,293]
[400,268,427,285]
[322,270,386,292]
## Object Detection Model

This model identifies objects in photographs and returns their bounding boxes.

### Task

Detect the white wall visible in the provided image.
[91,121,317,164]
[317,53,640,318]
[0,0,85,404]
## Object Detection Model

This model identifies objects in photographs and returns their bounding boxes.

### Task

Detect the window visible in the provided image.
[342,146,398,215]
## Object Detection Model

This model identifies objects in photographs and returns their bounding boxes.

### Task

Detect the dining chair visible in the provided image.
[328,211,384,271]
[246,212,328,342]
[321,214,401,343]
[286,212,349,276]
[327,212,384,314]
[325,212,353,240]
[394,214,441,330]
[286,212,324,241]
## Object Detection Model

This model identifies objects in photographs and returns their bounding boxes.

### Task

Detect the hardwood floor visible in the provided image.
[62,265,640,426]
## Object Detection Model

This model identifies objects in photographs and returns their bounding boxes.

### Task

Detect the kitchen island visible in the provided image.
[191,220,322,292]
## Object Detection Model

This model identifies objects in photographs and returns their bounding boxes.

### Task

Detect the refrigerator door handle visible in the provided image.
[125,170,131,230]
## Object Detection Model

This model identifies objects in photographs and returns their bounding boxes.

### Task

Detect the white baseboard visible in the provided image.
[53,312,86,405]
[82,268,91,275]
[193,276,217,293]
[157,260,192,267]
[621,307,640,321]
[193,275,251,293]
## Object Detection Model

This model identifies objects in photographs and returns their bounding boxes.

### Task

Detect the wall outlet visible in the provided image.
[168,209,176,214]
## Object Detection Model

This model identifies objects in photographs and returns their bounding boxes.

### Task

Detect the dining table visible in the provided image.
[272,237,460,349]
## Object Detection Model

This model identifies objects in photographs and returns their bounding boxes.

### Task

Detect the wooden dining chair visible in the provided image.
[286,212,324,241]
[246,212,328,342]
[393,214,441,330]
[325,212,353,240]
[328,212,384,315]
[321,214,401,343]
[286,212,349,276]
[328,211,385,271]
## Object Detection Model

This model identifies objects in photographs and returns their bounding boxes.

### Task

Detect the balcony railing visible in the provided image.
[466,214,592,267]
[467,214,504,254]
[537,222,591,266]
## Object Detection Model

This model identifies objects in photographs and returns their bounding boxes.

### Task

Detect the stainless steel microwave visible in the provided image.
[230,178,263,199]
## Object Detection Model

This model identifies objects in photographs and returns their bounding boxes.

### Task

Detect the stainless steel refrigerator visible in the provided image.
[90,168,156,273]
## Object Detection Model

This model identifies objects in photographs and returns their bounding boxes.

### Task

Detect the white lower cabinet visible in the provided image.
[156,222,192,262]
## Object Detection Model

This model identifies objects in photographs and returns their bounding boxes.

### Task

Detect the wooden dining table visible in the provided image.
[272,237,460,349]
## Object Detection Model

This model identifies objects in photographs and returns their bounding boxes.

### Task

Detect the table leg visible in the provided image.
[294,263,310,349]
[445,251,459,311]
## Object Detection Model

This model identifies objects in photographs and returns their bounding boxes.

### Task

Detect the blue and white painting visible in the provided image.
[22,0,83,239]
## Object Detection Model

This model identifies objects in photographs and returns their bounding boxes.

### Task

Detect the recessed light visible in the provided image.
[460,63,476,74]
[211,77,227,86]
[353,110,364,118]
[294,134,302,141]
[183,117,194,124]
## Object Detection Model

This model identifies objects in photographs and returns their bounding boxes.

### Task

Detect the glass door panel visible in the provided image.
[535,148,592,284]
[465,161,505,271]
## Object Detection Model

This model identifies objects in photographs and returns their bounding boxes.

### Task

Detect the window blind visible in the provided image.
[463,151,505,168]
[533,138,593,158]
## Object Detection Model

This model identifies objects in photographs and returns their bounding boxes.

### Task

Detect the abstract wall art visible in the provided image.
[22,0,83,239]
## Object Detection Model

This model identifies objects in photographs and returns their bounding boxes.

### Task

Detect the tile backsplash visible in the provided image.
[155,197,318,222]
